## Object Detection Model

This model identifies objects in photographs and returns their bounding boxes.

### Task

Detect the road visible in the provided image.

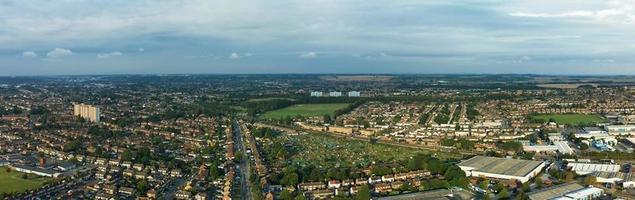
[233,120,252,200]
[162,176,187,199]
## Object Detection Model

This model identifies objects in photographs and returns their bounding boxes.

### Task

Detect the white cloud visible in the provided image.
[510,10,624,18]
[509,1,635,23]
[138,48,145,52]
[229,53,240,59]
[97,51,123,59]
[46,48,72,58]
[299,52,317,58]
[21,51,37,58]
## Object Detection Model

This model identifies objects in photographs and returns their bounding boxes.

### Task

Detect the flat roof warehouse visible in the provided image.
[458,156,545,183]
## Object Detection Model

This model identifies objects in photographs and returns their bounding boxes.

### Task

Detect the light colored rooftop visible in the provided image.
[527,183,584,200]
[458,156,543,177]
[567,162,620,174]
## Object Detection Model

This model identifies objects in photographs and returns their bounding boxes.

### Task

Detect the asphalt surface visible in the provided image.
[233,120,252,200]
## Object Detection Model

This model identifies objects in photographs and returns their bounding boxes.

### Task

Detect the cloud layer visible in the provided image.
[46,48,73,58]
[97,52,123,59]
[1,0,635,75]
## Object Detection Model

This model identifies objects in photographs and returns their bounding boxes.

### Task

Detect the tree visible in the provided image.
[323,114,332,123]
[294,194,308,200]
[520,182,530,193]
[280,190,293,200]
[515,191,529,200]
[407,154,425,171]
[444,166,468,188]
[498,189,510,199]
[421,179,449,191]
[137,180,148,193]
[355,185,371,200]
[579,143,589,151]
[281,172,299,186]
[564,171,576,182]
[121,149,133,161]
[21,173,28,179]
[427,158,444,174]
[479,179,490,190]
[534,178,544,189]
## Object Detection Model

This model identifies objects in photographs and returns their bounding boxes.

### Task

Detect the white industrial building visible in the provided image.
[458,156,545,183]
[11,165,61,177]
[567,162,620,175]
[605,125,635,136]
[527,183,603,200]
[523,141,574,155]
[348,91,361,97]
[547,132,565,142]
[576,127,610,139]
[329,91,342,97]
[310,91,323,97]
[592,172,635,188]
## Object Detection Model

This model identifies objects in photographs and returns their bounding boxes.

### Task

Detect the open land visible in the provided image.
[261,103,350,119]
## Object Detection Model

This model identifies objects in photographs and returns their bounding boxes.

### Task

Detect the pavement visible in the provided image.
[233,120,252,200]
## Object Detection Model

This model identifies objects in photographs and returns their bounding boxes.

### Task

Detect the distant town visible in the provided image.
[1,74,635,200]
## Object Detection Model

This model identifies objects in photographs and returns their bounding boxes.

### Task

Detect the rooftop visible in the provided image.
[458,156,543,177]
[527,182,584,200]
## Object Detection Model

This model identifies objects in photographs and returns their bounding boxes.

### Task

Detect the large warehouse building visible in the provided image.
[458,156,545,183]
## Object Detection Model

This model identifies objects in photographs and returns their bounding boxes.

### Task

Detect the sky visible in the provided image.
[1,0,635,75]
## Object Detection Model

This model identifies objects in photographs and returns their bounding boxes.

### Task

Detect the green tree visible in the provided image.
[355,185,371,200]
[535,178,544,189]
[281,172,299,186]
[121,149,133,161]
[498,189,510,199]
[479,180,490,190]
[280,190,293,200]
[137,179,148,193]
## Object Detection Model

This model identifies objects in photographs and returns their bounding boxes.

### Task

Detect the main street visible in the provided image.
[233,120,252,200]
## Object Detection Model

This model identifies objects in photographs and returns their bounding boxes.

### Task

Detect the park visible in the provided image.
[0,167,51,195]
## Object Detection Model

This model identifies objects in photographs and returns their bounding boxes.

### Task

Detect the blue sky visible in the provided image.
[1,0,635,75]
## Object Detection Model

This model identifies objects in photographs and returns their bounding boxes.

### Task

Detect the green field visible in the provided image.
[261,103,350,119]
[531,114,606,125]
[0,167,51,194]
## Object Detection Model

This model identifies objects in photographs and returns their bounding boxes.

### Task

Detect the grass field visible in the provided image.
[531,114,605,125]
[261,103,350,119]
[0,167,51,194]
[245,97,295,102]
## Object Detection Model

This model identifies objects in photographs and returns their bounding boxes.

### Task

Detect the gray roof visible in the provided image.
[458,156,543,177]
[526,183,584,200]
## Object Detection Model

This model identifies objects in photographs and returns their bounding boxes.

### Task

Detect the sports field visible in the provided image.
[531,114,605,125]
[261,103,350,119]
[0,167,50,194]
